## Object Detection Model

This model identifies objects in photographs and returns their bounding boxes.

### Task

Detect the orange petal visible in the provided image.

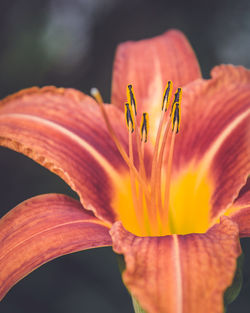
[0,194,111,300]
[111,29,201,117]
[110,217,241,313]
[0,87,129,223]
[224,185,250,237]
[173,65,250,222]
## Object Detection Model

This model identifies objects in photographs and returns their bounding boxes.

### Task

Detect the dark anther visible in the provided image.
[162,81,172,111]
[125,103,134,132]
[170,88,182,117]
[172,102,180,134]
[141,112,148,142]
[128,84,137,116]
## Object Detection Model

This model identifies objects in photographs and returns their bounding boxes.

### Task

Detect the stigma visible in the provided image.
[91,82,182,236]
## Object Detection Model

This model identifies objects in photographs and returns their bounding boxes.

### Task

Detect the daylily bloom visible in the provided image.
[0,29,249,313]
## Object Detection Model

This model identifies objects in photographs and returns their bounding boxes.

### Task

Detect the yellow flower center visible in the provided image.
[91,84,212,237]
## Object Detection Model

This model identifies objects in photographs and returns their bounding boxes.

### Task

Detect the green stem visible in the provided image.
[131,295,147,313]
[116,254,147,313]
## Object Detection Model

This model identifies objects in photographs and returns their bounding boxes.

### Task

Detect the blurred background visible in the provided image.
[0,0,250,312]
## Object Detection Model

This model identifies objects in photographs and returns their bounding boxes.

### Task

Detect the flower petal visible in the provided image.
[0,87,130,223]
[111,29,201,118]
[0,194,111,300]
[225,187,250,237]
[173,65,250,224]
[111,217,241,313]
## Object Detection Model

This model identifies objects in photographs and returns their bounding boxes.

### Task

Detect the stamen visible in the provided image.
[127,110,144,232]
[151,82,173,186]
[90,87,103,104]
[150,81,173,216]
[139,118,151,235]
[156,89,182,232]
[162,100,181,231]
[92,82,182,236]
[90,88,148,192]
[127,84,147,183]
[170,87,182,116]
[149,82,174,234]
[125,101,151,234]
[155,115,172,222]
[127,84,137,115]
[125,103,134,132]
[127,85,159,234]
[140,113,149,142]
[172,102,181,133]
[162,81,173,111]
[163,125,177,231]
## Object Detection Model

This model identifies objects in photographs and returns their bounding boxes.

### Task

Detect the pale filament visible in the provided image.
[162,124,177,232]
[128,118,145,233]
[154,112,172,232]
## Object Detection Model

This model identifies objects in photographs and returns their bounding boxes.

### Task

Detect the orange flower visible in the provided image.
[0,30,249,313]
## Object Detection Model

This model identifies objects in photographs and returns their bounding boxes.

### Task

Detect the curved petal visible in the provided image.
[110,218,241,313]
[172,65,250,225]
[225,188,250,237]
[111,29,201,118]
[0,194,112,300]
[0,87,131,223]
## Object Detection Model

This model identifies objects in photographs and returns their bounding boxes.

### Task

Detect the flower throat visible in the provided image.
[91,83,182,236]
